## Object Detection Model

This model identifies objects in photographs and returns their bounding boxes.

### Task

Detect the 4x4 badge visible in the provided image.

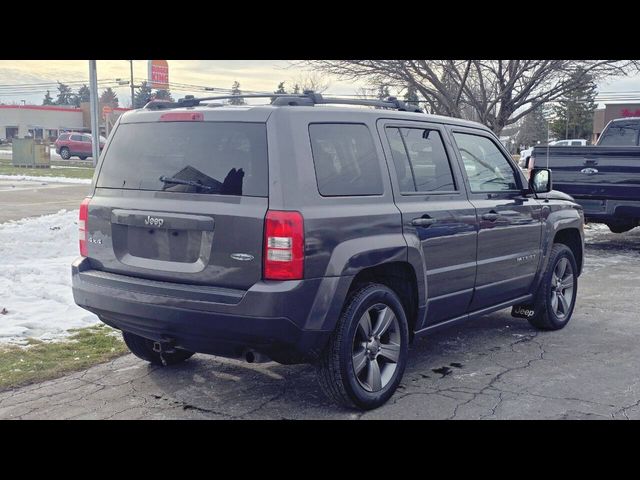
[230,253,254,261]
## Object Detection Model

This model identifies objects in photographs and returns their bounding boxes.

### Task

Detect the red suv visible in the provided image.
[54,132,106,160]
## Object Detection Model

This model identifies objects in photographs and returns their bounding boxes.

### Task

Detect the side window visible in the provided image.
[452,132,519,193]
[309,123,383,196]
[71,134,83,141]
[386,127,456,193]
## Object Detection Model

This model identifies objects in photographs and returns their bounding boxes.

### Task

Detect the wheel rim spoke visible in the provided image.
[561,274,574,290]
[372,307,395,337]
[378,342,400,363]
[556,258,568,278]
[366,358,382,391]
[352,348,367,375]
[358,311,373,338]
[558,293,569,314]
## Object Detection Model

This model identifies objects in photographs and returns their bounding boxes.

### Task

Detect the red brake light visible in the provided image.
[79,197,91,257]
[263,210,304,280]
[159,112,204,121]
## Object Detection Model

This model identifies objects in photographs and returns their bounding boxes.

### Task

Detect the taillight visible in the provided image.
[263,210,304,280]
[159,112,204,121]
[79,197,91,257]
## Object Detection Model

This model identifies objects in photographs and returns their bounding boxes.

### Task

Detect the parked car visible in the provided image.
[530,118,640,233]
[54,132,105,160]
[549,139,589,147]
[520,139,589,169]
[72,93,584,410]
[520,146,535,168]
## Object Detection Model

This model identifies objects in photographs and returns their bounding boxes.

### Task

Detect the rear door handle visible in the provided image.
[411,217,437,227]
[482,212,500,222]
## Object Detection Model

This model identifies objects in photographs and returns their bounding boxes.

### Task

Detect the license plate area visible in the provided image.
[126,226,201,263]
[111,209,215,273]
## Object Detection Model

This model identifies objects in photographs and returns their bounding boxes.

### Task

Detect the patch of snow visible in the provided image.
[51,165,93,170]
[0,174,91,184]
[0,210,100,344]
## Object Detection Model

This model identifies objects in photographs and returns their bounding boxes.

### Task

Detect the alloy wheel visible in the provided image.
[352,303,401,392]
[550,257,574,319]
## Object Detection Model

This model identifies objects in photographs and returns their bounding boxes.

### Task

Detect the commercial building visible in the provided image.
[0,104,130,142]
[592,103,640,143]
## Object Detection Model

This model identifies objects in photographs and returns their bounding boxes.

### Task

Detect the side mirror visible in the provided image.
[529,167,552,194]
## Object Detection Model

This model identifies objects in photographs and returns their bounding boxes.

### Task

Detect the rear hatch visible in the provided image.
[86,114,269,290]
[533,146,640,200]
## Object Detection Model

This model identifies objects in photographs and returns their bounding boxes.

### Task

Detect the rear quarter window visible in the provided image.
[309,123,383,196]
[96,121,268,197]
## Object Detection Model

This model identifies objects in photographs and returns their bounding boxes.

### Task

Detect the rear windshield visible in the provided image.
[599,125,639,146]
[96,122,268,196]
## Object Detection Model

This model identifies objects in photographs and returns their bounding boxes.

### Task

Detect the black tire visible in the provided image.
[528,244,578,331]
[607,223,635,234]
[79,155,88,160]
[316,283,409,410]
[122,331,195,366]
[59,147,71,160]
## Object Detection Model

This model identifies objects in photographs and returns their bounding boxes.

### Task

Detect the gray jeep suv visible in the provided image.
[72,92,584,410]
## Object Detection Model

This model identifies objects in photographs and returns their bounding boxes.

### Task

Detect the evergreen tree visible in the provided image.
[73,84,90,106]
[133,81,153,108]
[550,69,597,141]
[154,89,174,101]
[229,81,246,105]
[42,90,54,106]
[376,84,391,101]
[516,106,550,148]
[271,82,287,103]
[403,85,419,107]
[55,82,74,105]
[100,87,119,108]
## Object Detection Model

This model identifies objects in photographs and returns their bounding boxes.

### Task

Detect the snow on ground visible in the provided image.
[0,175,91,185]
[0,210,100,344]
[582,222,640,273]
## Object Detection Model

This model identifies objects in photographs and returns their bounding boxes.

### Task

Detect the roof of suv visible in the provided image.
[118,104,491,132]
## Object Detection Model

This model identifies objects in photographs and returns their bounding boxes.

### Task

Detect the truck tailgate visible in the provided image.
[533,146,640,200]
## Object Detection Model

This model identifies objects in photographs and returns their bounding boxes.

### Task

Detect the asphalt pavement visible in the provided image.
[1,224,639,419]
[0,179,89,223]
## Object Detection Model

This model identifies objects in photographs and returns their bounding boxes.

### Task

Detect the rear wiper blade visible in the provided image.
[159,175,215,191]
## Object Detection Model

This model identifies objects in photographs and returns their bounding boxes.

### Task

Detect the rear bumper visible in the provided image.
[71,257,353,363]
[575,198,640,225]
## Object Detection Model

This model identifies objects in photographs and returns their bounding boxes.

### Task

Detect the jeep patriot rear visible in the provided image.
[72,92,584,409]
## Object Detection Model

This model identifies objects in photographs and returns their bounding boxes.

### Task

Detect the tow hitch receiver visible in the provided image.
[152,338,177,366]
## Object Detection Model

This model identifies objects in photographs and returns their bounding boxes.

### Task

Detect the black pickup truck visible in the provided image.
[531,117,640,233]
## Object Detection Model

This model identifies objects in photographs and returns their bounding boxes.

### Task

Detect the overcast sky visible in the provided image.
[0,60,357,106]
[0,60,638,107]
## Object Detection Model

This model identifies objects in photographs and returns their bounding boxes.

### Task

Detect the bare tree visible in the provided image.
[292,71,330,94]
[306,60,640,134]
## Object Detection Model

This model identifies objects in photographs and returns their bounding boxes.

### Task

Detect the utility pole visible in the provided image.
[89,60,100,167]
[130,60,135,108]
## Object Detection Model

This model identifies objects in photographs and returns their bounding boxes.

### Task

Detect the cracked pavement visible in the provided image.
[1,224,639,419]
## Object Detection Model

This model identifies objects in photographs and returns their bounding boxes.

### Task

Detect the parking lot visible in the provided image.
[0,178,89,223]
[0,184,638,418]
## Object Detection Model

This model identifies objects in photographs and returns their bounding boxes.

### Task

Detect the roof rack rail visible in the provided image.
[144,91,423,113]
